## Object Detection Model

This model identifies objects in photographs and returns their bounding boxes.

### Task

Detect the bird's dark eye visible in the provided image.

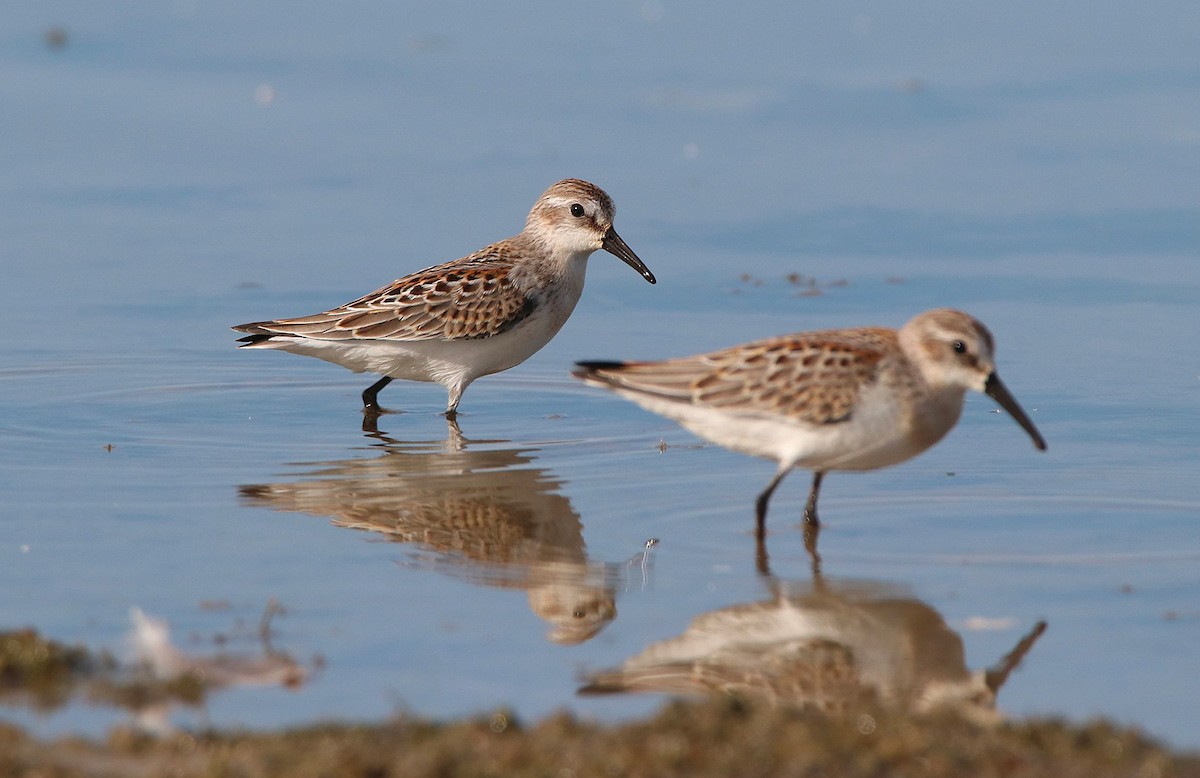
[952,340,967,354]
[573,608,586,619]
[570,203,585,217]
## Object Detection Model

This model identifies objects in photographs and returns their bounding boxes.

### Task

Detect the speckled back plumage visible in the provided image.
[235,244,539,343]
[579,328,902,426]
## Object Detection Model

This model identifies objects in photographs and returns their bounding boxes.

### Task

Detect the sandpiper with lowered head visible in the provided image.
[573,309,1046,539]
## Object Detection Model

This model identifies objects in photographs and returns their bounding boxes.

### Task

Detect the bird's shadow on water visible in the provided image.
[238,416,656,644]
[579,546,1048,721]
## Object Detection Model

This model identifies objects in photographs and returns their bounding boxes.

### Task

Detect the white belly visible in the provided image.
[252,280,581,391]
[611,380,964,474]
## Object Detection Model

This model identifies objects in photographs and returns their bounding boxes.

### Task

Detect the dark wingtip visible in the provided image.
[571,360,628,380]
[235,332,275,346]
[233,322,276,346]
[574,360,629,371]
[237,484,271,501]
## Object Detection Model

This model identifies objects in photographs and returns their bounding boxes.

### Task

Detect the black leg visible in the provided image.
[754,468,791,541]
[802,471,824,527]
[362,376,393,410]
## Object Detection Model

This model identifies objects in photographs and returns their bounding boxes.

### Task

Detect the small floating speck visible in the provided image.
[44,26,68,50]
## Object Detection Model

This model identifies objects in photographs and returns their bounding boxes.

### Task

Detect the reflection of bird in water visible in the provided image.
[581,575,1045,722]
[240,420,649,644]
[126,604,309,734]
[130,605,307,689]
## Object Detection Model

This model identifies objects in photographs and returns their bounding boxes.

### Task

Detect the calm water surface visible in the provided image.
[2,1,1199,748]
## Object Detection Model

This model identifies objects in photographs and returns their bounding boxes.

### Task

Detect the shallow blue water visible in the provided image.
[2,0,1199,748]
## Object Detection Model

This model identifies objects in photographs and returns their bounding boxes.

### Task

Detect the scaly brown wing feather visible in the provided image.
[233,242,536,343]
[577,329,898,425]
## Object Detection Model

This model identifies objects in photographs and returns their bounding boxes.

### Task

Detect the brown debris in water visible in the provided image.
[734,272,855,297]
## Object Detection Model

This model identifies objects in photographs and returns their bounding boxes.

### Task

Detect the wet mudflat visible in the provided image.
[4,698,1199,778]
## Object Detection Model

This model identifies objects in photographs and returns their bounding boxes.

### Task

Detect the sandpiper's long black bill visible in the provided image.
[984,372,1047,451]
[602,227,656,284]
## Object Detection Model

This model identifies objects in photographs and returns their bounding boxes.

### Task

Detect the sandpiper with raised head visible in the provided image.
[235,179,655,417]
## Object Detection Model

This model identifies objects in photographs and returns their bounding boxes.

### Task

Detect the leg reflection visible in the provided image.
[803,518,822,578]
[755,520,823,580]
[802,471,824,527]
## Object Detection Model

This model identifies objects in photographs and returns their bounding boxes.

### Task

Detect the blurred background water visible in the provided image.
[2,0,1198,747]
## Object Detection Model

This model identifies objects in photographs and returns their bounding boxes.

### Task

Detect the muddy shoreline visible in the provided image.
[5,699,1199,777]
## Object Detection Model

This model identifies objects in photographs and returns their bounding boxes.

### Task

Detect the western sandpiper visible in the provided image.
[573,309,1046,539]
[234,179,655,416]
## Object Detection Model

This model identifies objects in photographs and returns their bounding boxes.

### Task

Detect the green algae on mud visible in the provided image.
[1,628,111,710]
[3,699,1198,778]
